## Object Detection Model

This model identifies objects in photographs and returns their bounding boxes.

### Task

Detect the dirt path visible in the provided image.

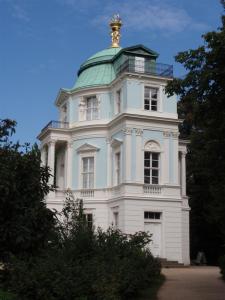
[158,266,225,300]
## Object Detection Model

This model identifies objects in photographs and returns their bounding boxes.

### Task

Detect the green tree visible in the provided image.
[0,119,55,261]
[166,1,225,263]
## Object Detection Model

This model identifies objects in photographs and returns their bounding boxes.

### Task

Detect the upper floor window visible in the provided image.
[144,87,158,111]
[116,90,121,114]
[86,96,99,120]
[61,104,67,122]
[144,152,159,185]
[82,157,94,189]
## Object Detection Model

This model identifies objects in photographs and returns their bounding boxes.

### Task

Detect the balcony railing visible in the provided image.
[116,58,173,78]
[41,120,69,132]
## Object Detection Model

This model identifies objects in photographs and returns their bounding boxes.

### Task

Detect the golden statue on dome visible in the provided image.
[109,14,122,48]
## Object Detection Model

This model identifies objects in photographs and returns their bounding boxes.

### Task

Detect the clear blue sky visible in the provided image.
[0,0,223,144]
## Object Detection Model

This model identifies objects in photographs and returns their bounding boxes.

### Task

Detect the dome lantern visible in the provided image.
[109,14,122,48]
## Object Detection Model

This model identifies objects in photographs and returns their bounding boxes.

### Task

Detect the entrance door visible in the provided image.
[144,222,161,257]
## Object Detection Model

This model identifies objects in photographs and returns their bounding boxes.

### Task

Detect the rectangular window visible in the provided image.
[85,213,93,228]
[82,157,94,188]
[144,87,158,111]
[135,56,145,73]
[86,96,99,120]
[144,211,161,220]
[116,90,121,114]
[113,212,119,228]
[115,152,121,185]
[144,152,159,184]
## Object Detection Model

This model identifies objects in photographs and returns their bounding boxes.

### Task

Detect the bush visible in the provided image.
[219,255,225,279]
[6,195,161,300]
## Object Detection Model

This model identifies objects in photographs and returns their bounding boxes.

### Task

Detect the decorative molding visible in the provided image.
[144,140,161,152]
[171,132,179,138]
[76,143,100,153]
[110,138,123,148]
[122,127,132,135]
[48,140,56,146]
[134,128,143,136]
[163,131,170,137]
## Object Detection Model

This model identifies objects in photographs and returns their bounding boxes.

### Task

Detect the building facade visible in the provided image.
[38,16,190,265]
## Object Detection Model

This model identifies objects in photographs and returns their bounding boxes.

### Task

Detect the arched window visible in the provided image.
[144,141,160,185]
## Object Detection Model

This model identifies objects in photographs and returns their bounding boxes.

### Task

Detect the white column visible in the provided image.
[135,128,143,183]
[107,138,112,187]
[181,150,187,196]
[40,145,46,166]
[123,127,132,183]
[66,141,73,189]
[48,140,56,185]
[163,131,170,184]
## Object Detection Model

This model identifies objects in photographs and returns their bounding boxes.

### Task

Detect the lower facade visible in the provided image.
[47,189,190,265]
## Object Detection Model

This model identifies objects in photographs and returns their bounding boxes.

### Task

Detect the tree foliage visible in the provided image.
[166,1,225,262]
[0,119,55,261]
[8,193,161,300]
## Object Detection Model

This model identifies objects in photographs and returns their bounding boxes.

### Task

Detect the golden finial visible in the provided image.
[109,14,122,48]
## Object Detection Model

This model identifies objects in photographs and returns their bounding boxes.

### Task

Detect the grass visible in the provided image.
[136,274,166,300]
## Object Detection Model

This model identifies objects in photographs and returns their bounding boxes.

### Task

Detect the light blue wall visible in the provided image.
[69,96,79,123]
[100,93,111,119]
[163,93,177,114]
[72,137,107,189]
[142,130,163,146]
[126,80,142,109]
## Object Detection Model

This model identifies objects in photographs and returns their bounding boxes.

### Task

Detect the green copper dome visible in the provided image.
[72,47,122,90]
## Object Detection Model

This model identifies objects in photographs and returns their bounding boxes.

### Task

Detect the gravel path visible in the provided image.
[158,266,225,300]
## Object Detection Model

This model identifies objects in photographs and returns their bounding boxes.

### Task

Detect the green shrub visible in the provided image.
[6,195,161,300]
[219,255,225,279]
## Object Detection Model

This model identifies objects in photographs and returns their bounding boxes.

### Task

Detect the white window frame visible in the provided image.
[79,95,100,121]
[115,89,121,114]
[144,86,158,111]
[79,151,97,189]
[113,212,119,228]
[135,56,145,73]
[144,151,160,185]
[81,156,94,189]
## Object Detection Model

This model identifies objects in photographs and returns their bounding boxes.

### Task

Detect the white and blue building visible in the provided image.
[38,16,190,265]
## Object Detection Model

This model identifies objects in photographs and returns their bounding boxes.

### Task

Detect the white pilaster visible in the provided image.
[48,140,56,185]
[123,127,132,182]
[181,150,187,196]
[135,128,143,183]
[106,138,112,187]
[66,141,73,189]
[172,132,179,185]
[163,131,170,184]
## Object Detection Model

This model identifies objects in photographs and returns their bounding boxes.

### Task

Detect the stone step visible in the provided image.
[159,258,187,268]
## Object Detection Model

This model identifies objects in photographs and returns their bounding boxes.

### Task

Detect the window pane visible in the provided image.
[89,173,94,188]
[145,104,150,110]
[152,153,159,160]
[144,176,150,184]
[83,174,88,188]
[152,169,158,177]
[83,158,88,172]
[152,160,158,168]
[144,169,150,177]
[152,177,158,184]
[151,88,158,99]
[89,157,94,171]
[145,152,150,159]
[144,159,150,167]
